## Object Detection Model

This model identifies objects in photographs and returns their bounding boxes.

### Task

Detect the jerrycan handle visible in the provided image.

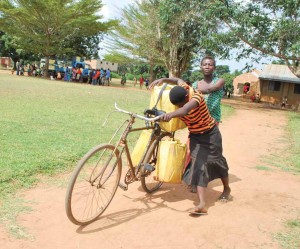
[153,83,168,109]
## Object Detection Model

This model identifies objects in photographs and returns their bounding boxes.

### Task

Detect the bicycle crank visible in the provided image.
[124,168,137,185]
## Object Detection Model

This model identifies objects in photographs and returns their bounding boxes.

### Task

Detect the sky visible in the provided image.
[99,0,273,73]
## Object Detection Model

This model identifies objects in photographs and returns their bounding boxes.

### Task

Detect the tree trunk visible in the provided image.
[44,56,49,78]
[149,60,154,83]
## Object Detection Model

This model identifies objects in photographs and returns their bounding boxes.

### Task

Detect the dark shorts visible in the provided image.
[182,125,229,187]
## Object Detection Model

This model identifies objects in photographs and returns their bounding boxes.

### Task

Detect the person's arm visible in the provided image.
[160,99,198,121]
[149,77,186,90]
[197,78,225,94]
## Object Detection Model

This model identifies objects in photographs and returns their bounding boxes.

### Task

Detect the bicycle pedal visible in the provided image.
[118,183,128,191]
[144,163,155,172]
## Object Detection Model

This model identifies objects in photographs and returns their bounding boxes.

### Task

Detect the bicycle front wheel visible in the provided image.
[141,134,172,193]
[65,144,122,225]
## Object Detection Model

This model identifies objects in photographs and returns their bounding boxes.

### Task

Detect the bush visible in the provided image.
[111,72,121,79]
[125,73,135,81]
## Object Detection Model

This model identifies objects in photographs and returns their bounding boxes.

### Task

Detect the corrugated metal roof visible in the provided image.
[259,64,300,84]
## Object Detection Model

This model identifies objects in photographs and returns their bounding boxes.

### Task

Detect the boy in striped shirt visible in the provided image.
[160,85,230,214]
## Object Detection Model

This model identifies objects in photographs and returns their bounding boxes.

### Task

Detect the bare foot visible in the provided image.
[218,188,231,202]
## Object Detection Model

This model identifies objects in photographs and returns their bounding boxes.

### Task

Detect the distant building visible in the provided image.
[259,64,300,107]
[233,69,261,96]
[0,57,12,68]
[84,60,118,71]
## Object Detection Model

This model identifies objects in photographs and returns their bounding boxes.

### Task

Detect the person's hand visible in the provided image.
[148,78,165,90]
[160,113,172,122]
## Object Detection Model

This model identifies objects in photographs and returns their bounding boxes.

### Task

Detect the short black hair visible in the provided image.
[169,86,187,105]
[201,56,216,66]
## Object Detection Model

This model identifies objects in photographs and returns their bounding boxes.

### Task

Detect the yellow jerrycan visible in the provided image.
[155,139,187,183]
[131,130,152,166]
[149,84,187,132]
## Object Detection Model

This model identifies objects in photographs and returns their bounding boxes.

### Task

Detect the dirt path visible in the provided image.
[1,100,300,249]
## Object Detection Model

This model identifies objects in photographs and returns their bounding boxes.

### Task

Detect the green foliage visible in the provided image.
[205,0,300,76]
[107,0,229,78]
[125,73,135,80]
[216,65,230,76]
[221,72,234,93]
[0,0,117,73]
[111,72,121,79]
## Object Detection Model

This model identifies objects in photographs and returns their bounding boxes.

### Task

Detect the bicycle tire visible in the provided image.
[141,134,172,193]
[65,144,122,225]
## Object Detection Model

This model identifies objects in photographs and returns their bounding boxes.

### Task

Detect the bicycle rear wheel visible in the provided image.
[65,144,122,225]
[141,134,172,193]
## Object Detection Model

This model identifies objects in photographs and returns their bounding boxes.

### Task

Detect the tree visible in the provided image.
[106,0,226,79]
[0,32,39,69]
[0,32,21,68]
[0,0,117,77]
[221,72,234,97]
[61,34,104,59]
[202,0,300,77]
[216,65,230,77]
[104,0,164,81]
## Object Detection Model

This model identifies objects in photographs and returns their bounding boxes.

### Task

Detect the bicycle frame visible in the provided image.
[93,103,173,190]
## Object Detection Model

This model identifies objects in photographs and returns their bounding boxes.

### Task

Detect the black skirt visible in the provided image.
[182,125,229,187]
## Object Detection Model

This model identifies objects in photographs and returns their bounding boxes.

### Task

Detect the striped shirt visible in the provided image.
[180,89,216,134]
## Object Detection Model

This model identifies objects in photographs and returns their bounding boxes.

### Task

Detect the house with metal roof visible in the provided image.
[259,64,300,107]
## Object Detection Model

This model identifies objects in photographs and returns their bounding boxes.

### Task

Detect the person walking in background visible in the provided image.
[139,76,144,88]
[133,76,137,87]
[76,67,82,82]
[106,68,111,86]
[145,78,149,89]
[281,96,288,109]
[88,69,93,84]
[93,69,100,85]
[71,67,76,82]
[255,93,260,103]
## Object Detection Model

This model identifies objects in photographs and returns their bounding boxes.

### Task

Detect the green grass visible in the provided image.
[255,165,272,171]
[0,75,150,198]
[286,112,300,172]
[259,112,300,173]
[0,75,236,199]
[0,196,33,239]
[274,216,300,249]
[221,103,235,121]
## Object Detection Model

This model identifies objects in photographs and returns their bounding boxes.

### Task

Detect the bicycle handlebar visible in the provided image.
[115,102,162,122]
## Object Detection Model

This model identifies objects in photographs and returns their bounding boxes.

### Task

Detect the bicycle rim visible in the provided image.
[65,144,122,225]
[141,135,170,193]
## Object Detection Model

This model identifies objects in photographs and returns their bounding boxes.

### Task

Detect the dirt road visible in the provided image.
[1,100,300,249]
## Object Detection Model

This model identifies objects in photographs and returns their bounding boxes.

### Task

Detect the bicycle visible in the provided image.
[65,100,174,225]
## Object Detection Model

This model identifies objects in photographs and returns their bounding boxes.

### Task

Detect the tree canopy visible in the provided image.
[0,0,117,75]
[107,0,300,78]
[203,0,300,76]
[105,0,225,78]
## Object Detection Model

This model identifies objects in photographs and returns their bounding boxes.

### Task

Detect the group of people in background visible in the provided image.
[14,62,43,77]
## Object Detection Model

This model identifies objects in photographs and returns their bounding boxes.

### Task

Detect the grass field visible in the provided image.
[0,75,150,198]
[0,74,235,199]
